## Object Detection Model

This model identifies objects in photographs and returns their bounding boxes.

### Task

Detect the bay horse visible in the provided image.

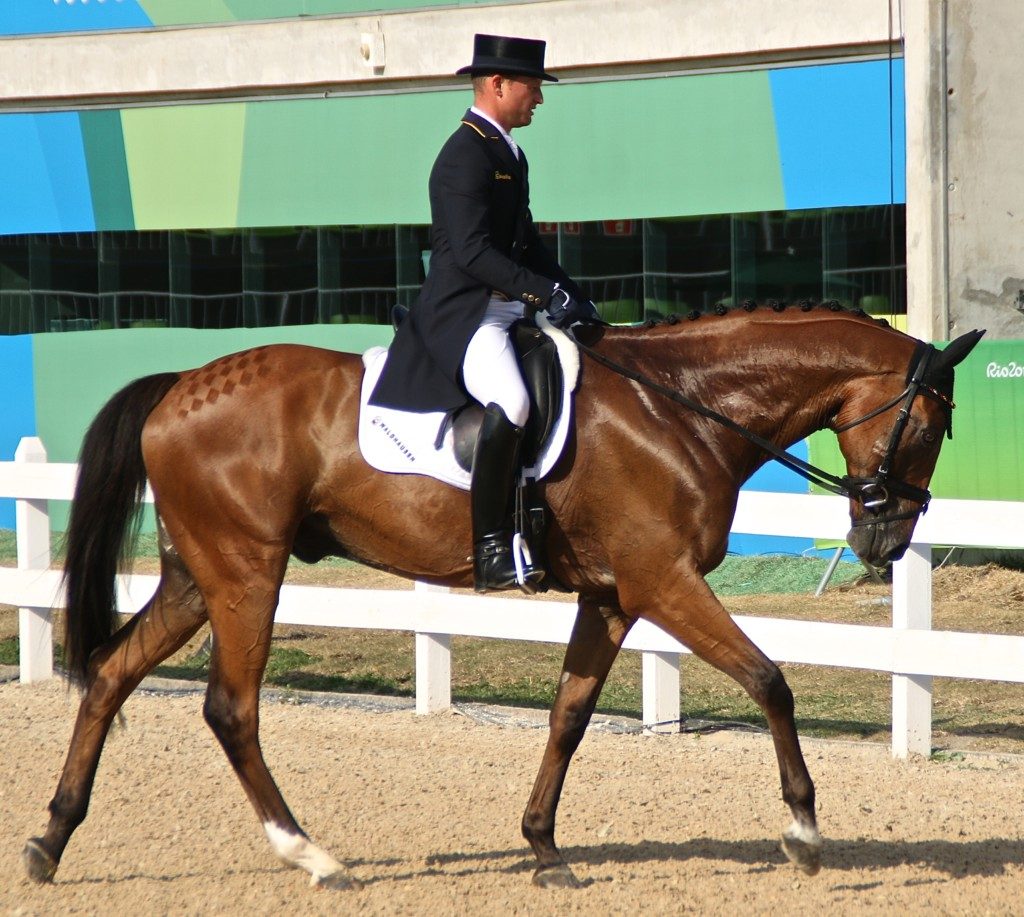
[23,304,982,890]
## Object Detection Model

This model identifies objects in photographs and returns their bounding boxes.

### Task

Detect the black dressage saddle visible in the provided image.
[390,305,564,473]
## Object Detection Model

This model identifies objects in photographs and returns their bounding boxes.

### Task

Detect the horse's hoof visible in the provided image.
[23,838,59,884]
[532,863,581,889]
[781,823,822,876]
[311,870,361,891]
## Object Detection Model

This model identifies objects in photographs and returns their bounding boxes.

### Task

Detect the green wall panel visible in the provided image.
[236,71,783,228]
[137,0,235,25]
[530,72,784,221]
[18,69,800,233]
[80,110,135,231]
[223,0,425,17]
[137,0,498,25]
[122,104,247,229]
[237,92,453,227]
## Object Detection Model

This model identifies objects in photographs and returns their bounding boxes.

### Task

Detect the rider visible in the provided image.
[369,33,599,593]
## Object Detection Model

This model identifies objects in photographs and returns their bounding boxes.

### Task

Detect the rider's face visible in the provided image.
[496,75,544,130]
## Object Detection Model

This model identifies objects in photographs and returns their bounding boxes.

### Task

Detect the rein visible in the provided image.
[573,334,942,527]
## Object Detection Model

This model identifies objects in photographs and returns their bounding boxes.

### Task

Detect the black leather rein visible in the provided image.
[573,335,947,527]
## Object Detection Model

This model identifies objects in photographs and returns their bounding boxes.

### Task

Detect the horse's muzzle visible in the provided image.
[846,521,911,568]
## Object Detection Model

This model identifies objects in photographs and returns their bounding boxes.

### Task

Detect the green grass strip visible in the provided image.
[0,529,862,595]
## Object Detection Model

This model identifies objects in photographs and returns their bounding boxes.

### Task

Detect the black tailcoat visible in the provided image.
[369,109,583,414]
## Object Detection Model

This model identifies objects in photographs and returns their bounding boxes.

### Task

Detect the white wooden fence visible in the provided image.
[3,435,1024,759]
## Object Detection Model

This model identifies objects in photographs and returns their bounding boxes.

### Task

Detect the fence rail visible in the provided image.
[3,436,1024,758]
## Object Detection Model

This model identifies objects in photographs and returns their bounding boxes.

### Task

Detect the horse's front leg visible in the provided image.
[522,593,634,888]
[621,563,821,874]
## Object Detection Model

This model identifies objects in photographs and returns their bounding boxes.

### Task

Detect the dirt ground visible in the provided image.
[3,678,1024,916]
[2,563,1023,914]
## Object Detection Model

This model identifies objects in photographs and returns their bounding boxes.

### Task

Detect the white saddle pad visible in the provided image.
[358,321,579,491]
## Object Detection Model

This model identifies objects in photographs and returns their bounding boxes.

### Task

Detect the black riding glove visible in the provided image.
[544,288,602,329]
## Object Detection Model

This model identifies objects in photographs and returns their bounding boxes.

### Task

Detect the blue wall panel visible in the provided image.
[0,113,96,234]
[771,59,906,209]
[36,113,97,231]
[0,2,152,36]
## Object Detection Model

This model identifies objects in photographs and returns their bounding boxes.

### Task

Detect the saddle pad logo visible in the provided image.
[371,416,416,463]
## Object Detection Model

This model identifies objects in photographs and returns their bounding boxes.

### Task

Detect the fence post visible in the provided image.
[16,437,53,684]
[642,650,681,734]
[414,581,452,715]
[890,542,933,758]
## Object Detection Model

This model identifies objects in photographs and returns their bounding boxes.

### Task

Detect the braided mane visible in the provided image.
[640,299,892,329]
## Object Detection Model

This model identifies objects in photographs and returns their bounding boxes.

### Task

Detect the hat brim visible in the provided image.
[456,63,559,82]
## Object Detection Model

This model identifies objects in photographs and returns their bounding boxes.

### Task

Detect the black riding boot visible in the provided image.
[471,403,544,593]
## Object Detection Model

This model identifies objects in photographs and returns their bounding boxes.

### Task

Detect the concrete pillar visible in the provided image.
[903,0,950,341]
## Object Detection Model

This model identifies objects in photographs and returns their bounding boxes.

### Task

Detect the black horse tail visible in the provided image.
[62,372,180,686]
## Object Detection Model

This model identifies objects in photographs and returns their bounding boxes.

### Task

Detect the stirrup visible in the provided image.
[473,533,543,594]
[512,533,544,595]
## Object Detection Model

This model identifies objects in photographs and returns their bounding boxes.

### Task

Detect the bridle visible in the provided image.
[574,335,954,528]
[831,342,954,525]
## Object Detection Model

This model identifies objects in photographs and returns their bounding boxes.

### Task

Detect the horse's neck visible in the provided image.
[613,314,907,478]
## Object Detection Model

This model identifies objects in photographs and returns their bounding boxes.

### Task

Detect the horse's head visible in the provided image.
[835,328,985,567]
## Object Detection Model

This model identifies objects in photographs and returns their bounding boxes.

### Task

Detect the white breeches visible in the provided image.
[462,298,530,427]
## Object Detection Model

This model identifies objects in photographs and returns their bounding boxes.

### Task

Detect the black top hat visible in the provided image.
[456,33,558,82]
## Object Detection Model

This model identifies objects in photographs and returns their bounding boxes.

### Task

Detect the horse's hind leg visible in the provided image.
[522,594,634,888]
[24,529,208,882]
[195,549,357,890]
[622,567,821,876]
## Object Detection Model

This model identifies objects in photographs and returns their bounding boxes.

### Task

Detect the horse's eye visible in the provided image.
[921,430,937,445]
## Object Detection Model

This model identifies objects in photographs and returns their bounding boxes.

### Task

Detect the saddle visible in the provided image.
[390,305,563,472]
[450,322,562,472]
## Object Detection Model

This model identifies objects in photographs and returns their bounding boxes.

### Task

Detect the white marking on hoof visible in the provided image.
[263,822,353,887]
[783,819,820,847]
[782,819,823,875]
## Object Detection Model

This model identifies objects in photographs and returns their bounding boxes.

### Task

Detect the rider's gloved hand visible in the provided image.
[543,287,602,329]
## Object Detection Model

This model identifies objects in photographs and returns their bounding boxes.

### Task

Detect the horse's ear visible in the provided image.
[931,328,986,374]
